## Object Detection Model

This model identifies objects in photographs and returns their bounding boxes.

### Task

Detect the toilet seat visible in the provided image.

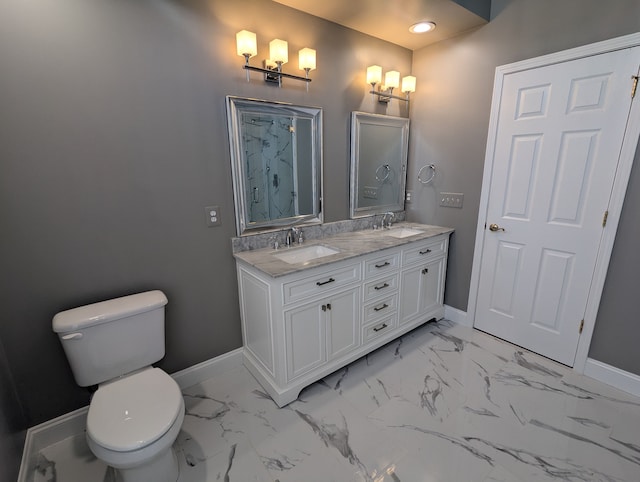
[87,367,182,452]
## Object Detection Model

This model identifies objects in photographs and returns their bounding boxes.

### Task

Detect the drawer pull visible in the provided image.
[422,268,429,275]
[316,277,335,286]
[374,282,390,291]
[373,323,388,332]
[419,249,432,255]
[375,261,391,268]
[374,303,389,312]
[321,303,332,311]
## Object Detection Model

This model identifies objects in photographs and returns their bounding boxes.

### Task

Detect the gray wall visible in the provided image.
[0,336,26,482]
[0,0,411,427]
[407,0,640,374]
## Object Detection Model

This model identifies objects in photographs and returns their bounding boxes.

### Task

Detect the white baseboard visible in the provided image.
[171,347,243,390]
[17,348,243,482]
[444,304,471,327]
[583,358,640,398]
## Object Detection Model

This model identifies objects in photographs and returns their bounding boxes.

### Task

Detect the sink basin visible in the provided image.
[273,245,340,264]
[385,227,424,238]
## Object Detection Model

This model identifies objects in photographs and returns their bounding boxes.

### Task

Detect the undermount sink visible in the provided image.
[385,227,424,238]
[273,245,340,264]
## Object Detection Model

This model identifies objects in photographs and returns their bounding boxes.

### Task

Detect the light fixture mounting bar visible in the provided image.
[369,90,409,102]
[243,65,312,83]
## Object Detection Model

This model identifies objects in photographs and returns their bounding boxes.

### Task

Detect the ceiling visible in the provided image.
[273,0,490,51]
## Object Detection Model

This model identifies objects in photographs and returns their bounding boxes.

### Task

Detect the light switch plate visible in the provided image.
[439,192,464,208]
[363,186,378,199]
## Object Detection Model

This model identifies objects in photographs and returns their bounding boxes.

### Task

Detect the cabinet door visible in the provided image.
[399,257,444,326]
[285,303,326,381]
[399,265,422,324]
[326,287,360,361]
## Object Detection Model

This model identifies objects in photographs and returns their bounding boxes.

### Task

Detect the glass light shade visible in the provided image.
[366,65,382,85]
[385,71,400,89]
[236,30,257,58]
[402,75,416,93]
[298,48,316,71]
[269,39,288,64]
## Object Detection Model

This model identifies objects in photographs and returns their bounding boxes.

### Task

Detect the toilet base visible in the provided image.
[114,446,179,482]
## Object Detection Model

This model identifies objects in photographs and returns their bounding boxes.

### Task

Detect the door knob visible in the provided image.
[489,223,505,232]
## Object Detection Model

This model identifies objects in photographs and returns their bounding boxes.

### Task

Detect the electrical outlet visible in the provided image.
[205,205,221,227]
[439,192,464,208]
[405,190,413,203]
[363,186,378,199]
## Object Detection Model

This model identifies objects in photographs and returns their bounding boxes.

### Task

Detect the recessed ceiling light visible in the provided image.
[409,21,436,34]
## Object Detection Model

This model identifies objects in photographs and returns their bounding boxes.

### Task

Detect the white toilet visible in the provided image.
[52,290,184,482]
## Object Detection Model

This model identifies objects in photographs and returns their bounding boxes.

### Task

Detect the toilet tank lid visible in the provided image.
[52,290,168,333]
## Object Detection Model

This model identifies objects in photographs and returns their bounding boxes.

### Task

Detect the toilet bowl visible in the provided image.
[86,367,184,482]
[52,291,184,482]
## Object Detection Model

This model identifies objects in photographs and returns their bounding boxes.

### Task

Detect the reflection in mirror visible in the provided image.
[226,97,323,235]
[350,112,409,218]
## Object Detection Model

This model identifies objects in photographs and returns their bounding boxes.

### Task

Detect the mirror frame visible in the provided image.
[226,96,323,236]
[350,111,409,219]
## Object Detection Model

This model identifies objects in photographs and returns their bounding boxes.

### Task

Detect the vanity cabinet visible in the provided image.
[236,232,450,407]
[284,286,360,381]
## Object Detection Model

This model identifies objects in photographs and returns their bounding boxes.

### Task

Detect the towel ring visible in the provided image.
[417,164,436,185]
[375,164,391,182]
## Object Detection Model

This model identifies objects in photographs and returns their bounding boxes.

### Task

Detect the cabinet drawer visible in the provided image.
[402,236,447,266]
[364,251,401,278]
[363,293,397,324]
[362,315,397,344]
[363,274,398,302]
[283,263,361,305]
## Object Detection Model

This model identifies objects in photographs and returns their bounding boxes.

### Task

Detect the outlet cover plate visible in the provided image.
[205,205,221,227]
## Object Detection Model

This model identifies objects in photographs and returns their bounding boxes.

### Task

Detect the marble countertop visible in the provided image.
[233,222,454,278]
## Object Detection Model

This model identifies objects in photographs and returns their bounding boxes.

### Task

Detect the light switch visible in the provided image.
[439,192,464,208]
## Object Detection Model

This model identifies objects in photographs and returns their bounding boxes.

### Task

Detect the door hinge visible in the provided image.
[602,210,609,227]
[579,319,585,334]
[632,75,639,99]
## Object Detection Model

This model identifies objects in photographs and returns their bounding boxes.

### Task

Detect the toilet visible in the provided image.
[52,290,184,482]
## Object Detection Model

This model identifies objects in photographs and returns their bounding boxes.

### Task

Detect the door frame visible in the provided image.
[467,32,640,372]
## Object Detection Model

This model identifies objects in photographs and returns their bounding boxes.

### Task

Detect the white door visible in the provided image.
[475,47,640,366]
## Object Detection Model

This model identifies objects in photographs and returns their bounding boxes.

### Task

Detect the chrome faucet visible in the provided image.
[381,212,395,229]
[286,227,301,246]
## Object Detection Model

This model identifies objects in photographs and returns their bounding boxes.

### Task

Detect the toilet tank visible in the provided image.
[53,290,169,387]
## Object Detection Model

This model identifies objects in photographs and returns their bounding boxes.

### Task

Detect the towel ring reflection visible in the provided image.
[417,164,436,185]
[375,164,391,182]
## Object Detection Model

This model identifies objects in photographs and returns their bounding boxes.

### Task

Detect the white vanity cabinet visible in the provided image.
[236,232,450,407]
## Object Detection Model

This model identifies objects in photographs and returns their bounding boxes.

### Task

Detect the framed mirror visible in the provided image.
[350,112,409,218]
[226,96,323,236]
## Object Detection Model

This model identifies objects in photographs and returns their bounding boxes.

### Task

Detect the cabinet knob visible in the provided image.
[422,268,429,274]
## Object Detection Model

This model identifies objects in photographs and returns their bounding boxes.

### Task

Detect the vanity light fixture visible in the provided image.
[367,65,416,103]
[236,30,315,89]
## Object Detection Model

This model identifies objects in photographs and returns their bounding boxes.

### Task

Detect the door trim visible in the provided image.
[468,32,640,372]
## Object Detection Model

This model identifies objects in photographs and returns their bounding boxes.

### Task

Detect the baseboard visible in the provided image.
[444,304,471,327]
[171,347,243,389]
[583,358,640,398]
[17,406,89,482]
[17,347,243,482]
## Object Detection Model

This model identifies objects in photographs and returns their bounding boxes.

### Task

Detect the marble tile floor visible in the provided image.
[34,320,640,482]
